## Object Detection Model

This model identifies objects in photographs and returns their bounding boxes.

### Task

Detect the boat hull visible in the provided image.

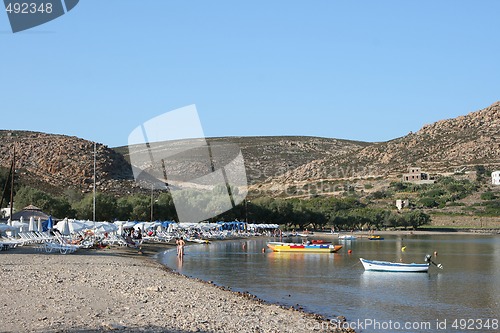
[267,242,342,253]
[338,235,357,240]
[360,258,429,273]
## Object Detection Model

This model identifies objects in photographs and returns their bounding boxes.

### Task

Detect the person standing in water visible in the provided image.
[175,237,180,256]
[178,237,186,257]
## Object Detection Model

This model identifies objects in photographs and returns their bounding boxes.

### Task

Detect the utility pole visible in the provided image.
[150,184,154,222]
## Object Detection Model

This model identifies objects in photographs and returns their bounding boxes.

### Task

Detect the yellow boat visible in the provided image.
[368,235,384,240]
[267,242,342,253]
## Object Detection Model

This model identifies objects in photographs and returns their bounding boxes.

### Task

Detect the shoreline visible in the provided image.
[0,242,354,333]
[305,229,500,238]
[1,230,496,332]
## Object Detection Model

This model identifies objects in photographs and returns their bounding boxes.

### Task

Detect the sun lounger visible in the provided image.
[0,241,19,251]
[43,241,81,254]
[101,234,128,247]
[0,236,24,246]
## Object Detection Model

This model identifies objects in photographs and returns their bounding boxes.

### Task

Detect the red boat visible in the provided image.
[311,239,329,244]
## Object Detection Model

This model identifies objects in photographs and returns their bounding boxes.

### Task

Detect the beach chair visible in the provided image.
[0,242,10,251]
[42,233,82,254]
[1,236,24,247]
[43,241,79,254]
[101,234,128,247]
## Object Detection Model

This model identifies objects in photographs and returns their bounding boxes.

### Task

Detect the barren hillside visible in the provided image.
[266,102,500,191]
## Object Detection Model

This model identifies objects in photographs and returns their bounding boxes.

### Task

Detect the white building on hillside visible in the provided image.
[492,171,500,185]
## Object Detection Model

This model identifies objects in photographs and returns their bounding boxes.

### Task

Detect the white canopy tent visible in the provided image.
[55,219,118,235]
[246,223,279,231]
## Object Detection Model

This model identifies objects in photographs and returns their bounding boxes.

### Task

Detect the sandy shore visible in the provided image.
[0,243,353,333]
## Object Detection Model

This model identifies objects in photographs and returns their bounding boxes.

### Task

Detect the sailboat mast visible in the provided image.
[0,156,13,210]
[93,142,96,226]
[9,147,15,220]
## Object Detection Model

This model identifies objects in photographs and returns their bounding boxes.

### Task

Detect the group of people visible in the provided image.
[175,237,185,257]
[123,228,142,247]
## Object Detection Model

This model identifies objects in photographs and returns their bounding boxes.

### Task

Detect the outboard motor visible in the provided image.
[425,254,443,269]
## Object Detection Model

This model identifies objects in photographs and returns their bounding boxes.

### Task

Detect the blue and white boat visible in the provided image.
[360,258,430,273]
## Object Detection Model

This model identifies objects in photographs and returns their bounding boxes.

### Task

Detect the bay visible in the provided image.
[158,234,500,332]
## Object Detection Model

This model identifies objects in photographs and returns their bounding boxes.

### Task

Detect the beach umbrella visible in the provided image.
[95,222,118,234]
[161,221,172,228]
[114,221,126,234]
[28,216,36,232]
[123,221,137,229]
[9,220,26,234]
[47,216,53,230]
[11,220,28,229]
[135,222,160,231]
[0,223,15,232]
[67,220,94,233]
[167,223,178,232]
[133,222,145,230]
[150,222,162,229]
[56,219,70,235]
[37,218,43,233]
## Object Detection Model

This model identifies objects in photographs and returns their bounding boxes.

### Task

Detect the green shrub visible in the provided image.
[369,191,387,199]
[481,200,500,216]
[419,197,440,208]
[480,191,497,200]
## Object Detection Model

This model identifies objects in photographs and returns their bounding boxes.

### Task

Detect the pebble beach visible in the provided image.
[0,244,354,333]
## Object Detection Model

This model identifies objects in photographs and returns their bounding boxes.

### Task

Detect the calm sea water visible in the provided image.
[158,234,500,332]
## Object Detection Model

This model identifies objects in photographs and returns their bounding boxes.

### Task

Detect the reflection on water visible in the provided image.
[159,234,500,333]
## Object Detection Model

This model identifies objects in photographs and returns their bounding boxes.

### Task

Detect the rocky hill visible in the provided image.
[1,131,369,196]
[266,101,500,190]
[1,102,499,198]
[0,131,134,195]
[117,136,371,185]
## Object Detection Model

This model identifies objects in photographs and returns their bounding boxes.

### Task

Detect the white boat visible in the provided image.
[186,237,210,244]
[338,234,357,240]
[360,258,430,273]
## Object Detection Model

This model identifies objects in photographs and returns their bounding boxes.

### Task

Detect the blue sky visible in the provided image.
[1,0,499,148]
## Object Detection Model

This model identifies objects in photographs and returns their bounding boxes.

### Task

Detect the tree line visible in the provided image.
[5,185,430,230]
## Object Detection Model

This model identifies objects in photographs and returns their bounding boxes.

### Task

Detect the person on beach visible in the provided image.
[72,234,84,245]
[175,237,180,255]
[178,237,186,257]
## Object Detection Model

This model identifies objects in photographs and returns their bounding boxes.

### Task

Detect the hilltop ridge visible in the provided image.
[1,102,499,198]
